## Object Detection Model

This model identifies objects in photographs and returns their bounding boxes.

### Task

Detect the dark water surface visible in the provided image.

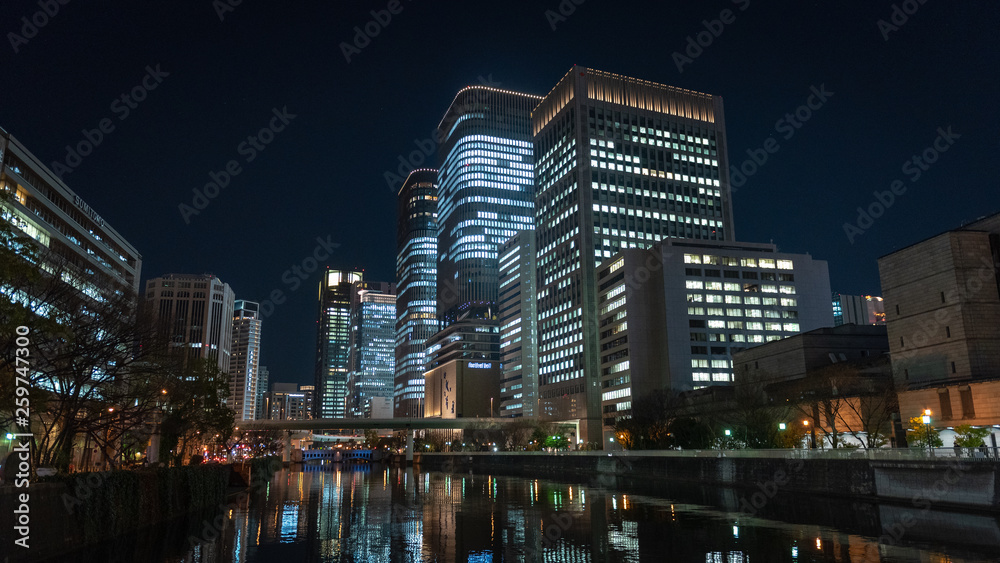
[61,463,1000,562]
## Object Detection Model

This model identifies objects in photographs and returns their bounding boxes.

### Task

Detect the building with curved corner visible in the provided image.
[395,168,438,417]
[435,86,541,327]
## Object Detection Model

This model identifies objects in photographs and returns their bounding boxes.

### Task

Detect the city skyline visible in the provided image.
[2,2,996,386]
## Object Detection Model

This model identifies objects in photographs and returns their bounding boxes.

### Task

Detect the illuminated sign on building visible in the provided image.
[468,362,492,369]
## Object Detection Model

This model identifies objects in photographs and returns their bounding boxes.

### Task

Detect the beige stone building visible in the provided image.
[878,213,1000,435]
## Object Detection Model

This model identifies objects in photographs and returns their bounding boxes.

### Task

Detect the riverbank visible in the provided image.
[0,457,280,562]
[412,451,1000,513]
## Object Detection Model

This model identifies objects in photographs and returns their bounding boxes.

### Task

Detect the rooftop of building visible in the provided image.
[878,210,1000,260]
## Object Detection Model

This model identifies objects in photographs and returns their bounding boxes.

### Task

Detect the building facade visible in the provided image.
[1,127,142,298]
[269,382,313,421]
[498,231,538,418]
[435,86,540,327]
[395,168,438,417]
[532,66,735,442]
[346,281,396,418]
[594,239,831,437]
[145,273,236,374]
[832,293,885,326]
[314,269,363,418]
[878,212,1000,429]
[256,365,270,420]
[229,300,262,421]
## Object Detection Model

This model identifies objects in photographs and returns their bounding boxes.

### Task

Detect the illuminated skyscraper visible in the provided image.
[314,269,363,418]
[532,66,734,442]
[499,231,538,418]
[229,300,262,421]
[346,280,396,418]
[395,169,438,417]
[435,86,540,327]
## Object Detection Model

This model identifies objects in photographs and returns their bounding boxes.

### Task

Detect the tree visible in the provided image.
[953,424,991,452]
[906,416,942,449]
[612,389,684,450]
[0,243,183,471]
[728,372,791,449]
[669,417,715,449]
[159,359,233,465]
[543,435,569,450]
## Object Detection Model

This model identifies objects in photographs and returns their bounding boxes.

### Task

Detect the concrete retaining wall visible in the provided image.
[413,452,1000,512]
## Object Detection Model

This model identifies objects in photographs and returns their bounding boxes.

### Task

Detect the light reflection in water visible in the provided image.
[157,464,999,563]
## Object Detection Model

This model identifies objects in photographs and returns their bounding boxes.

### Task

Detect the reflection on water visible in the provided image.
[159,463,996,563]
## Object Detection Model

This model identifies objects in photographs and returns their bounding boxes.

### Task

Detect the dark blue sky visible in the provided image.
[3,0,997,387]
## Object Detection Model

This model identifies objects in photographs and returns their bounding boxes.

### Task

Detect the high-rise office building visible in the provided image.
[229,300,262,421]
[346,281,396,418]
[595,239,831,439]
[314,269,363,419]
[395,168,438,417]
[255,365,269,420]
[498,231,538,418]
[435,86,540,327]
[832,293,886,326]
[145,274,236,373]
[532,66,734,442]
[268,382,313,421]
[1,126,142,298]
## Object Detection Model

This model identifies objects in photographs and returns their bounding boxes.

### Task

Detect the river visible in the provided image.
[67,463,1000,562]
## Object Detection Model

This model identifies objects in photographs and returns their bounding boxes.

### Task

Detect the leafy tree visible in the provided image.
[543,435,568,450]
[159,359,233,465]
[669,417,715,449]
[906,416,943,448]
[953,424,991,449]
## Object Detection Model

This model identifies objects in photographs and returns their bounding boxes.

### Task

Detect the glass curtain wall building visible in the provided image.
[1,127,142,301]
[346,281,396,418]
[532,66,734,443]
[435,86,541,329]
[314,269,362,419]
[395,169,438,417]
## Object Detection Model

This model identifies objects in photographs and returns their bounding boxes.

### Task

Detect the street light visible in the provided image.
[779,423,786,430]
[922,409,932,454]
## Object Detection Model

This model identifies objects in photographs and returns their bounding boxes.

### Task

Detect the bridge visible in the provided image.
[238,418,581,463]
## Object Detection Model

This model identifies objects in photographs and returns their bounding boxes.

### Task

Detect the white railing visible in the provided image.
[422,447,1000,461]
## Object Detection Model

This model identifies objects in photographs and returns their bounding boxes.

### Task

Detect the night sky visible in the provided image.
[3,1,997,387]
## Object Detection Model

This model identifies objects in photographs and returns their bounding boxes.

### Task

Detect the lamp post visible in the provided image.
[922,409,932,456]
[804,420,816,449]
